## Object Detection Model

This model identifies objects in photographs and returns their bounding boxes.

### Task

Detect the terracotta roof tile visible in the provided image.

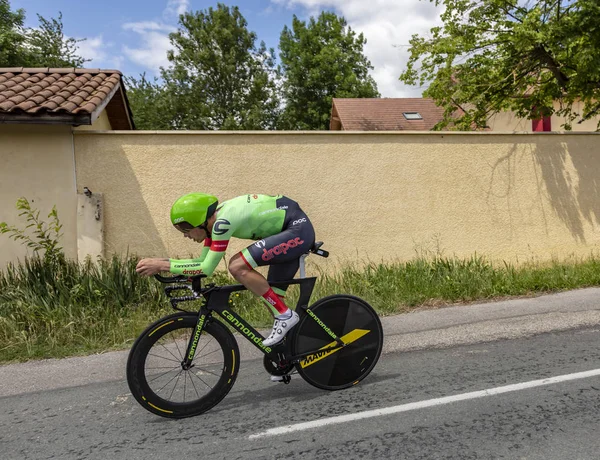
[49,95,66,104]
[69,95,84,105]
[3,79,17,89]
[62,101,79,112]
[0,67,124,117]
[67,80,84,90]
[29,95,46,105]
[78,102,97,113]
[16,100,37,111]
[42,100,59,110]
[37,89,53,99]
[331,98,446,131]
[10,94,26,104]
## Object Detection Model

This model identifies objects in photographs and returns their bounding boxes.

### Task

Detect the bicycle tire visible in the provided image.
[126,312,239,418]
[292,295,383,390]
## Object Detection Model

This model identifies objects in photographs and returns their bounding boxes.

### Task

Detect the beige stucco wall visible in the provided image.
[489,101,600,132]
[488,111,531,132]
[551,101,600,131]
[74,111,112,131]
[0,125,77,267]
[73,131,600,271]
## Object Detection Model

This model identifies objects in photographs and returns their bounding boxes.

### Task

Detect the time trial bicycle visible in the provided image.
[126,242,383,419]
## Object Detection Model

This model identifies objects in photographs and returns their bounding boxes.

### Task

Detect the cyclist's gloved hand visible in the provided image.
[136,258,170,276]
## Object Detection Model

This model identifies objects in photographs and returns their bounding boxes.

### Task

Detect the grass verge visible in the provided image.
[1,253,600,363]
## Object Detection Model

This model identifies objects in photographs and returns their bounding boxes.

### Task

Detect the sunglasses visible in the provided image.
[174,222,196,233]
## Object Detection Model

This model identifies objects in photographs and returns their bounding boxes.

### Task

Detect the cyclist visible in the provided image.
[135,193,316,346]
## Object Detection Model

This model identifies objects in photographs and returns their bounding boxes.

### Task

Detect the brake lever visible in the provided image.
[164,285,194,297]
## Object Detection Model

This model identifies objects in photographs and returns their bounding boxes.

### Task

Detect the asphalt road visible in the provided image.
[3,288,600,459]
[2,325,600,459]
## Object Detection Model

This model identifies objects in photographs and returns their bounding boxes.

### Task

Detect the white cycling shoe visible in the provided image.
[262,310,299,347]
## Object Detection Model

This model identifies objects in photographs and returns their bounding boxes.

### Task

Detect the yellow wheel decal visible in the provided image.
[299,329,370,369]
[149,320,174,337]
[148,402,174,414]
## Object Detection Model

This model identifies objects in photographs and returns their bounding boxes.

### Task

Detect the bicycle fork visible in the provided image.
[182,309,210,370]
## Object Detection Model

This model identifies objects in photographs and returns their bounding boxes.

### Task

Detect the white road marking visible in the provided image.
[249,368,600,439]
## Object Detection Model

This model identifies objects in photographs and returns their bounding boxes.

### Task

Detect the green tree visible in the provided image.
[0,0,29,66]
[0,1,86,67]
[161,3,280,130]
[278,11,379,130]
[400,0,600,130]
[28,13,87,67]
[125,73,175,130]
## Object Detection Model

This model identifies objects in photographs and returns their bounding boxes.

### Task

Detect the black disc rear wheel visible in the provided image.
[292,295,383,390]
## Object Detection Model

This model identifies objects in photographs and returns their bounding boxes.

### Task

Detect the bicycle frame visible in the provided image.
[178,277,346,370]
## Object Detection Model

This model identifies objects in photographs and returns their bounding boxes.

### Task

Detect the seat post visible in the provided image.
[299,254,308,278]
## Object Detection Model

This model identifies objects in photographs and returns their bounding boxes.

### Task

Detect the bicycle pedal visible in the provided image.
[270,375,292,384]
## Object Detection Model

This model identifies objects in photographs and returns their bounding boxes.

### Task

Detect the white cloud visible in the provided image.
[77,36,108,62]
[164,0,190,19]
[122,21,176,34]
[122,25,174,71]
[76,35,124,70]
[271,0,444,97]
[121,0,188,75]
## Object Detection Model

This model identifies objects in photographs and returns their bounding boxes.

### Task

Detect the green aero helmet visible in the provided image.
[170,193,219,232]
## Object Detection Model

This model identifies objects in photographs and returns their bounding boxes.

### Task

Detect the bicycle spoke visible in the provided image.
[192,366,223,378]
[189,370,213,390]
[183,372,187,403]
[156,341,182,363]
[147,352,180,364]
[192,347,221,364]
[146,366,184,370]
[171,330,187,361]
[169,370,182,400]
[147,367,181,385]
[188,369,201,400]
[156,369,184,395]
[193,335,214,358]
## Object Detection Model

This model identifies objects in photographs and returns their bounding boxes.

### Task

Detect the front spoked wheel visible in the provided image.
[127,312,239,418]
[293,295,383,390]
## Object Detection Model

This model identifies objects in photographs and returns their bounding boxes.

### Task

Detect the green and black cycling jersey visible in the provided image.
[170,194,315,279]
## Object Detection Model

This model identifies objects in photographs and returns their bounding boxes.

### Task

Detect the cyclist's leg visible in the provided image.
[263,199,316,304]
[241,212,315,306]
[264,261,299,308]
[231,211,315,345]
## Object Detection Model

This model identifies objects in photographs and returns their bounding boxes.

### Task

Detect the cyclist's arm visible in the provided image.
[170,213,237,276]
[169,238,213,274]
[169,239,229,276]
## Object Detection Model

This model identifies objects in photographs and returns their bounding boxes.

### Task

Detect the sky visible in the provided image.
[10,0,444,97]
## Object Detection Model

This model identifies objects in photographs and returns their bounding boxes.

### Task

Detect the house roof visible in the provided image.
[330,98,446,131]
[0,68,134,129]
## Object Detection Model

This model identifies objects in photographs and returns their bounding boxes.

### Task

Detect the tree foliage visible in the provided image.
[28,13,87,68]
[0,0,27,66]
[124,73,175,130]
[0,1,86,67]
[400,0,600,130]
[159,3,279,130]
[279,11,379,130]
